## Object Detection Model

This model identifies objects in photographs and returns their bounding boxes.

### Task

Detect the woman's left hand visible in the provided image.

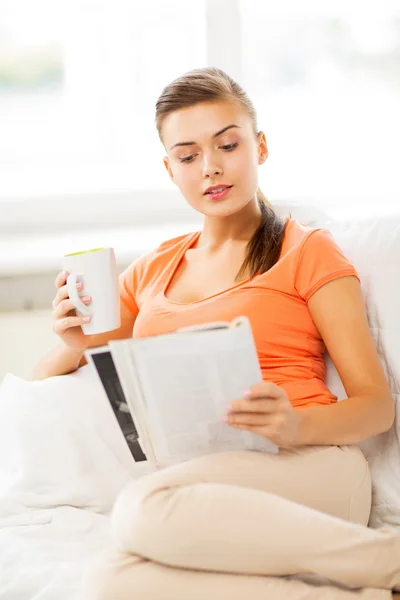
[224,382,301,448]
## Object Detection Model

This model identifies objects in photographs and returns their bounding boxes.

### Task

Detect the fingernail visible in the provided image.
[83,316,91,322]
[82,295,91,302]
[226,403,233,412]
[77,282,83,289]
[221,415,229,422]
[242,389,252,398]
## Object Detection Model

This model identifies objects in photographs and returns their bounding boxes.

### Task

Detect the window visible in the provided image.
[0,0,206,201]
[239,0,400,216]
[1,0,399,228]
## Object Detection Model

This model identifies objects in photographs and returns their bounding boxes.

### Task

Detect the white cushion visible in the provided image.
[273,200,330,227]
[0,365,152,519]
[324,216,400,528]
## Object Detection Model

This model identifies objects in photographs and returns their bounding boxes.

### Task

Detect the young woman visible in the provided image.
[34,68,399,598]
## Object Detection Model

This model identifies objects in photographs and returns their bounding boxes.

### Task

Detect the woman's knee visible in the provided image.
[109,452,266,561]
[108,453,239,558]
[110,471,188,561]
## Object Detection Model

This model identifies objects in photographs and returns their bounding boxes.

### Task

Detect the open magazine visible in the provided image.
[85,316,278,467]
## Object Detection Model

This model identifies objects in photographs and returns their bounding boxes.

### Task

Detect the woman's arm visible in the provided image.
[226,275,394,447]
[32,343,89,381]
[32,300,136,380]
[296,275,394,445]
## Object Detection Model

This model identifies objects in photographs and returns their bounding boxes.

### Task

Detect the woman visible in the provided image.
[34,67,399,597]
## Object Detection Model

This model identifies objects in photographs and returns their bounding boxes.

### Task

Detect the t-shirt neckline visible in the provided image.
[161,230,252,306]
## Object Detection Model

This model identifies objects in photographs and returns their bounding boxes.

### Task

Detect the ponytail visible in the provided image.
[237,187,287,280]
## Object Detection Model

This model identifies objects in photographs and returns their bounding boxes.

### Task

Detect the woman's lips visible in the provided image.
[205,186,233,200]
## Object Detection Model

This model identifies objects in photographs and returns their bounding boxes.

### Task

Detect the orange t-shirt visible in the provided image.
[119,218,359,408]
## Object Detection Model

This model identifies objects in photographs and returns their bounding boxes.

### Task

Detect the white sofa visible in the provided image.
[324,215,400,528]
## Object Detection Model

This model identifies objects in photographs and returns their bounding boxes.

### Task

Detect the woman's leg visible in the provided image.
[116,445,372,525]
[86,447,400,596]
[84,549,392,600]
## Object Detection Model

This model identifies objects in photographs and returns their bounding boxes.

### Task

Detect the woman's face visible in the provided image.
[161,100,268,217]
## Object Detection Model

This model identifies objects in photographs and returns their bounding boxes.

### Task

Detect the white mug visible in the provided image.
[62,247,120,335]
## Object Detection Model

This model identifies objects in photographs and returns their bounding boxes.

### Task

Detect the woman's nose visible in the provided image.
[202,156,223,178]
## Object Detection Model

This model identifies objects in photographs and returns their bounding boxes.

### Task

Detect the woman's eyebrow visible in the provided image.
[170,124,241,150]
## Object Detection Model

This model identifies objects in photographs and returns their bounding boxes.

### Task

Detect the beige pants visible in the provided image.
[84,446,400,599]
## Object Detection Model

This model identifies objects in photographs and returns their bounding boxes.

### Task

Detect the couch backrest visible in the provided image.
[325,216,400,399]
[276,204,400,527]
[311,214,400,528]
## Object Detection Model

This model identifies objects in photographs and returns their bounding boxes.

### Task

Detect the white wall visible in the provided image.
[0,310,58,383]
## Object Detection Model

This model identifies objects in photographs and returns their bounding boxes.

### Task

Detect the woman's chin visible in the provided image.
[201,200,250,218]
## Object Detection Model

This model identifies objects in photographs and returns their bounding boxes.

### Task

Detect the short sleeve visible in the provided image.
[294,228,360,302]
[119,256,146,317]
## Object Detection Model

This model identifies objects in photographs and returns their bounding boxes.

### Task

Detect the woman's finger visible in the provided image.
[228,422,275,439]
[246,382,284,400]
[52,280,84,309]
[53,315,90,335]
[52,296,91,319]
[52,284,69,309]
[55,270,68,289]
[224,411,275,427]
[228,397,277,414]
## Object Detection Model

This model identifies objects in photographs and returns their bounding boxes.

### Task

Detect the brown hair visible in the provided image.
[155,66,287,280]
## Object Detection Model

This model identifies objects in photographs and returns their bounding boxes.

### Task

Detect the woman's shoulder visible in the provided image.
[279,218,358,300]
[142,230,199,266]
[126,230,199,278]
[155,231,199,254]
[119,231,200,301]
[281,217,336,258]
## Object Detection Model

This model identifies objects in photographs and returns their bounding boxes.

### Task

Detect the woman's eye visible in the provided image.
[221,142,238,151]
[179,154,196,163]
[178,143,238,163]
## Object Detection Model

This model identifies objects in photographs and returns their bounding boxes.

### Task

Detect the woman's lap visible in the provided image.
[120,445,371,523]
[176,444,371,524]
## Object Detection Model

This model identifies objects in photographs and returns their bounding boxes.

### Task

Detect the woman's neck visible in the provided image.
[198,198,262,250]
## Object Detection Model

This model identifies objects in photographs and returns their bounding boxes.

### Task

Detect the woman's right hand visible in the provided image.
[51,271,92,351]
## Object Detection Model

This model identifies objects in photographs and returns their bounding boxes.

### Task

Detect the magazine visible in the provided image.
[85,316,278,467]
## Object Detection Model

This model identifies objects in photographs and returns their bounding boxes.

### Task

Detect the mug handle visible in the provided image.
[66,273,91,316]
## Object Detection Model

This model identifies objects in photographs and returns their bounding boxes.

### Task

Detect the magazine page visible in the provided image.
[85,347,147,463]
[107,341,158,465]
[128,317,278,465]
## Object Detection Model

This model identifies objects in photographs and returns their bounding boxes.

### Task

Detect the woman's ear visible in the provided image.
[163,156,174,181]
[257,131,268,165]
